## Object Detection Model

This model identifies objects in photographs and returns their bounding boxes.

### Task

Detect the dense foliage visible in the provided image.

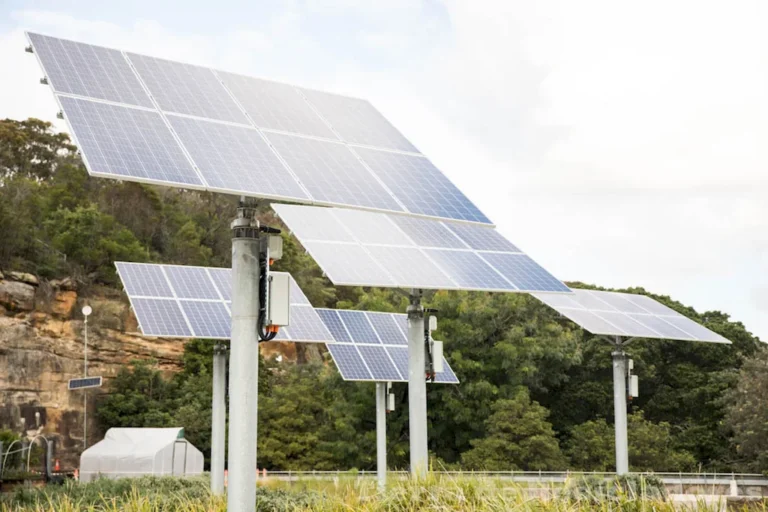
[1,118,765,473]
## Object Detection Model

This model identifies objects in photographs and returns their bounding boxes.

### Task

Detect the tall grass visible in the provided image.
[0,474,742,511]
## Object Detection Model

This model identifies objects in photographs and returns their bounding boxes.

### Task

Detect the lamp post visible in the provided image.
[82,305,92,450]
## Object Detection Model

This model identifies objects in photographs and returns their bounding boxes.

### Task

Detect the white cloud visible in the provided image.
[1,1,766,339]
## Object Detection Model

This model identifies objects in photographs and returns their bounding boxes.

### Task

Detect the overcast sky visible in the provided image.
[1,0,766,340]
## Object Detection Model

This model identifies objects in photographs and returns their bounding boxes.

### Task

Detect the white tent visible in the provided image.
[80,427,204,483]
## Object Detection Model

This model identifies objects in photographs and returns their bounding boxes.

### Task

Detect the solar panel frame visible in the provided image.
[533,289,732,343]
[28,32,495,226]
[68,376,104,390]
[274,204,568,293]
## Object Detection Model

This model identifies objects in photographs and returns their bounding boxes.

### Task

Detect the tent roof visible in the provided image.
[83,428,188,459]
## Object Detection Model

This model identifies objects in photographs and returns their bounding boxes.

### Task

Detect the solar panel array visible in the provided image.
[317,309,459,384]
[532,289,731,343]
[273,204,569,293]
[28,32,490,224]
[115,262,333,342]
[68,376,103,390]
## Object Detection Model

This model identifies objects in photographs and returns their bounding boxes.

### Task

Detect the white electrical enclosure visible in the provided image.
[432,340,444,373]
[268,272,290,327]
[428,315,438,332]
[268,235,283,261]
[630,375,639,398]
[387,392,395,412]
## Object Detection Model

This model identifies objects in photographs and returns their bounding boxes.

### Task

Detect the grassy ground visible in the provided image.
[0,474,740,511]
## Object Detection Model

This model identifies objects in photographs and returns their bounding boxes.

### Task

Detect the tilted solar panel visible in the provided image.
[273,203,569,293]
[316,308,459,384]
[28,32,491,225]
[115,262,333,342]
[532,289,731,343]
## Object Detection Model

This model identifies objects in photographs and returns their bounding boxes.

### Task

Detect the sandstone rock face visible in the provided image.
[0,300,186,470]
[52,291,78,319]
[0,279,36,311]
[8,271,39,286]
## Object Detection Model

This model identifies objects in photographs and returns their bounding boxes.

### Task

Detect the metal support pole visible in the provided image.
[227,200,260,512]
[376,382,386,491]
[407,290,428,478]
[211,344,227,495]
[612,348,629,475]
[83,314,88,450]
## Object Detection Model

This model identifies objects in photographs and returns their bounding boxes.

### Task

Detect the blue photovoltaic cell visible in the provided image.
[387,215,465,249]
[366,246,455,289]
[218,72,338,139]
[425,249,516,291]
[316,309,352,343]
[480,253,570,292]
[366,313,407,346]
[131,298,191,337]
[163,266,219,300]
[167,115,308,200]
[127,53,249,124]
[434,360,460,384]
[59,96,203,187]
[327,344,372,380]
[207,268,231,301]
[357,345,402,380]
[264,133,403,212]
[446,223,520,252]
[385,346,410,381]
[69,377,103,390]
[284,306,334,342]
[300,88,418,153]
[29,33,153,108]
[354,148,490,224]
[116,262,173,298]
[337,310,380,344]
[180,301,230,338]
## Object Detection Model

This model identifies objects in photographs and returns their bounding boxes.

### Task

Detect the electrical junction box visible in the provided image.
[428,315,438,332]
[267,272,290,327]
[630,375,639,398]
[432,340,444,373]
[387,391,395,412]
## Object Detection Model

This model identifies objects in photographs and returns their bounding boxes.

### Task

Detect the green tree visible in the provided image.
[96,361,175,429]
[461,389,566,470]
[724,347,768,472]
[566,418,615,471]
[0,118,75,181]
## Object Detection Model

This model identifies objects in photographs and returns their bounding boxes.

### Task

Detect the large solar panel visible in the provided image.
[317,308,459,384]
[274,204,569,293]
[28,32,491,225]
[115,262,333,342]
[532,289,731,343]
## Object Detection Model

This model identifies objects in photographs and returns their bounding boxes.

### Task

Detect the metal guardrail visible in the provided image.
[260,470,768,487]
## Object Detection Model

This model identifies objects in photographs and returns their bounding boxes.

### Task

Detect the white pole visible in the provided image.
[612,348,629,475]
[211,344,227,494]
[227,201,260,512]
[376,382,386,491]
[82,305,91,451]
[407,291,428,478]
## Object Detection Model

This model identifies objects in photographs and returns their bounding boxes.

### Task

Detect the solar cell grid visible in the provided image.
[587,291,650,314]
[218,72,339,139]
[387,215,466,249]
[315,309,352,343]
[163,266,219,300]
[207,268,231,301]
[116,262,173,298]
[447,223,520,252]
[167,115,309,200]
[127,53,249,124]
[284,305,334,342]
[327,344,372,380]
[593,311,660,338]
[628,314,695,341]
[357,345,401,380]
[29,33,154,108]
[355,148,490,224]
[69,377,103,390]
[302,241,394,287]
[480,253,570,292]
[331,209,413,246]
[59,96,203,187]
[425,249,515,291]
[366,246,455,289]
[264,133,403,212]
[366,313,407,346]
[300,88,418,153]
[337,310,380,344]
[131,298,192,337]
[434,361,460,384]
[180,301,231,338]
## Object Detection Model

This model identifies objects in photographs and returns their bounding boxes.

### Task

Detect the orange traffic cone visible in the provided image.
[54,459,60,472]
[74,468,79,481]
